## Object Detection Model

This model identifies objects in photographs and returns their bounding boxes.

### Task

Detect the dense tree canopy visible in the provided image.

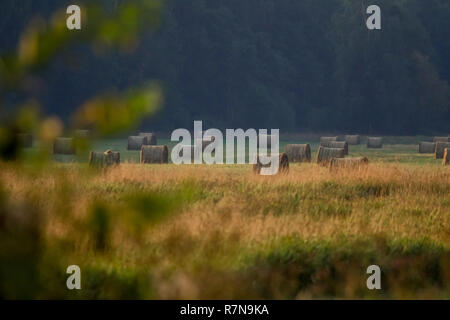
[1,0,449,134]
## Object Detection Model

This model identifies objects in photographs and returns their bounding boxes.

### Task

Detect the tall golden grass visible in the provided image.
[1,161,449,298]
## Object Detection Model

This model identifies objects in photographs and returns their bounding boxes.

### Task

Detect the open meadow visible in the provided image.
[1,137,449,299]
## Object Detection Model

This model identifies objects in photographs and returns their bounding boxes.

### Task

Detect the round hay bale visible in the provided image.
[443,148,450,166]
[321,141,349,155]
[330,157,368,171]
[139,132,157,145]
[285,144,311,163]
[435,142,450,159]
[433,136,449,143]
[320,136,338,144]
[128,136,147,150]
[104,149,120,165]
[89,150,120,167]
[366,137,383,148]
[418,142,436,154]
[18,133,33,148]
[253,153,289,175]
[53,137,75,155]
[316,146,345,165]
[140,145,169,164]
[345,135,360,145]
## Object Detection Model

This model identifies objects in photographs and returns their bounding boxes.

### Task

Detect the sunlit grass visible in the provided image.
[1,143,449,298]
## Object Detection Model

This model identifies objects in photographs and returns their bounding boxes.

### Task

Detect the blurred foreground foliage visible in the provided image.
[0,0,170,299]
[0,0,163,161]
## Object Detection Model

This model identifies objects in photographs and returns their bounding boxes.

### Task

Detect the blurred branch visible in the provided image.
[73,83,162,136]
[0,0,165,158]
[0,0,163,90]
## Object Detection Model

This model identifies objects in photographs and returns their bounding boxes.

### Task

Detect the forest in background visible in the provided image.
[1,0,449,135]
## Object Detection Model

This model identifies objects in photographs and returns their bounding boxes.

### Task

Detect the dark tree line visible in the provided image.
[1,0,449,134]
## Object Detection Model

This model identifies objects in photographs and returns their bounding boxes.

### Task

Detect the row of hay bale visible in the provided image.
[285,143,344,164]
[285,143,365,165]
[320,135,382,148]
[418,140,450,162]
[88,137,450,169]
[315,145,369,170]
[252,142,369,175]
[88,145,169,167]
[409,135,450,166]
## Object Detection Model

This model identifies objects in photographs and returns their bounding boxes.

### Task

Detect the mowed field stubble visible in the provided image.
[1,137,450,299]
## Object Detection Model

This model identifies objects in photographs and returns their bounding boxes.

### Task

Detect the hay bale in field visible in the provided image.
[128,136,147,150]
[443,148,450,166]
[435,142,450,159]
[345,135,360,145]
[105,149,120,164]
[139,132,157,145]
[433,136,449,143]
[18,133,33,148]
[253,153,289,175]
[89,150,120,167]
[140,145,169,164]
[321,141,349,155]
[316,146,345,165]
[320,136,338,144]
[366,137,383,148]
[418,142,436,154]
[53,137,75,154]
[330,157,368,170]
[285,144,311,163]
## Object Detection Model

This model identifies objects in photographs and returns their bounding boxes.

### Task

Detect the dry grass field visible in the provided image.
[1,139,450,299]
